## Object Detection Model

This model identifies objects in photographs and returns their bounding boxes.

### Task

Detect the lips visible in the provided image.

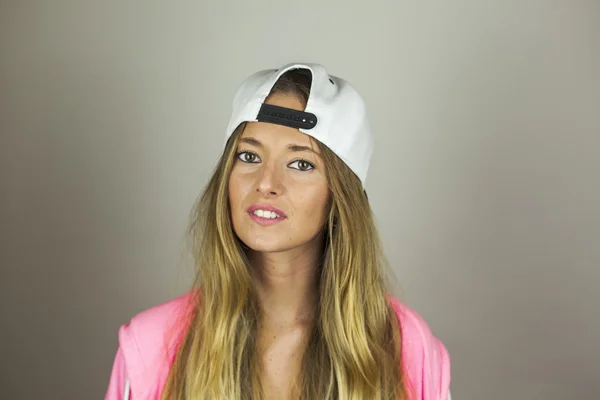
[246,203,287,226]
[247,204,287,218]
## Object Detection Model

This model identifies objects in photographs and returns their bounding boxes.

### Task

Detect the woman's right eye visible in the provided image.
[237,151,261,163]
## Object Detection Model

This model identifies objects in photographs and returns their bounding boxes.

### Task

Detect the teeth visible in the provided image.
[253,209,280,219]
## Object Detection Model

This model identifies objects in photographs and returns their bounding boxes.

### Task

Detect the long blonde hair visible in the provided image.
[162,71,408,400]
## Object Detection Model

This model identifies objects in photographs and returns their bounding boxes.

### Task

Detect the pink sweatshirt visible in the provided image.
[105,293,450,400]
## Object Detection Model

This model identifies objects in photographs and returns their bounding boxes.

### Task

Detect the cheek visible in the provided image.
[295,185,330,223]
[228,174,242,212]
[228,172,253,214]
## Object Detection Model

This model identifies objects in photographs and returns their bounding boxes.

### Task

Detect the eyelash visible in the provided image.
[235,151,316,171]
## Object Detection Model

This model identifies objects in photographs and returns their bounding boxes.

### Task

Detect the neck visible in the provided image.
[248,237,323,327]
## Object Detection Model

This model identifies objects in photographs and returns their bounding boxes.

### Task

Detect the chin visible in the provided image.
[240,236,294,253]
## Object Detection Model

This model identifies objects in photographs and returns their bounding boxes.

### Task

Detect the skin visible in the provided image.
[228,92,330,398]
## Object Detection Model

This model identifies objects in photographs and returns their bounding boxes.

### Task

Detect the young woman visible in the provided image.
[105,63,451,400]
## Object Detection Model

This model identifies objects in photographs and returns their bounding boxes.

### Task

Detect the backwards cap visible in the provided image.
[225,63,373,187]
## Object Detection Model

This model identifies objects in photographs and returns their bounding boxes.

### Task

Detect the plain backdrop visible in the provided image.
[1,1,599,399]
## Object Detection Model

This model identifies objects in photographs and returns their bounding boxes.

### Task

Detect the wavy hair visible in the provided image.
[162,70,408,400]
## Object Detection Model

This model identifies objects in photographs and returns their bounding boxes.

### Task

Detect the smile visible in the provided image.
[246,204,287,226]
[252,209,281,219]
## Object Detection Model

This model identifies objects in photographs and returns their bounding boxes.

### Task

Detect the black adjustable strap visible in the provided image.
[256,103,318,130]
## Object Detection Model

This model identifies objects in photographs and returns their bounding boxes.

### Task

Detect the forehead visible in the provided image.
[241,121,315,148]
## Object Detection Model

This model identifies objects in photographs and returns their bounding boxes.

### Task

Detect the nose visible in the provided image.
[256,163,284,197]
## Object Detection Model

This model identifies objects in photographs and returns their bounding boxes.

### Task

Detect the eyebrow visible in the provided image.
[239,137,320,155]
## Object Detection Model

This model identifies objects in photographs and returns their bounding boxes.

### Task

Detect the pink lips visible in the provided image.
[247,203,287,226]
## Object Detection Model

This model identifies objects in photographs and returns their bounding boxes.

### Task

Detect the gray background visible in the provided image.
[1,1,599,399]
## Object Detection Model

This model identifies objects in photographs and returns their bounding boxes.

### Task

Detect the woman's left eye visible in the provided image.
[288,160,315,171]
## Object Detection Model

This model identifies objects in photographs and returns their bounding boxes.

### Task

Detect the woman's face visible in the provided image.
[228,93,330,254]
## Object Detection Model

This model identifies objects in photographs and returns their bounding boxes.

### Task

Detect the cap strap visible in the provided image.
[256,104,317,130]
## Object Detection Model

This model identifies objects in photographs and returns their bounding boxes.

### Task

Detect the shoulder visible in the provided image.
[386,294,451,400]
[386,295,438,346]
[119,292,194,348]
[116,292,196,397]
[119,292,195,358]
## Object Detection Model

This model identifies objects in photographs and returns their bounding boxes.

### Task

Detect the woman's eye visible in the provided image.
[289,160,315,171]
[237,151,260,163]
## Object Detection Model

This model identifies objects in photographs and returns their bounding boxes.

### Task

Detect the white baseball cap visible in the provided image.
[224,63,373,188]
